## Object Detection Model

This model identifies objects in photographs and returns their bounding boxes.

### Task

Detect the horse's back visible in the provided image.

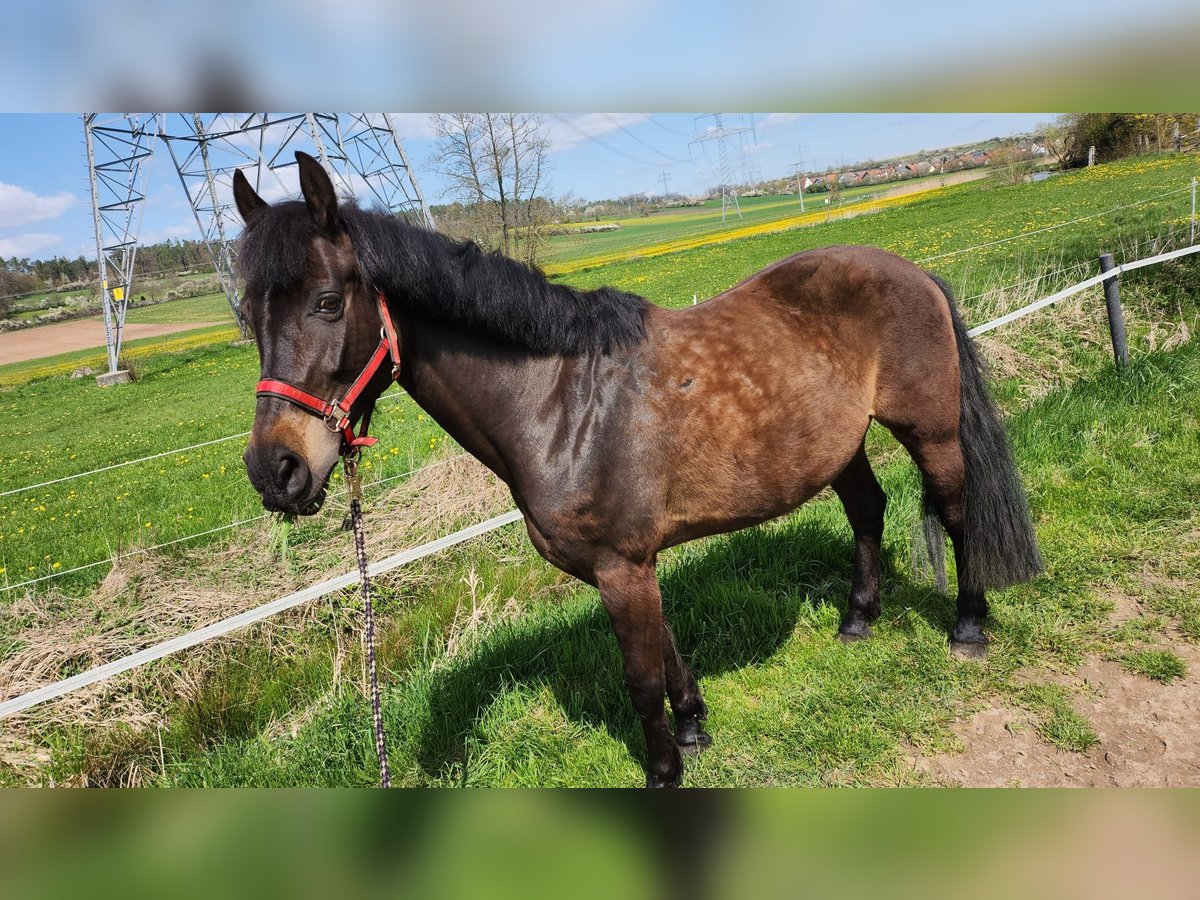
[633,244,961,546]
[712,243,962,433]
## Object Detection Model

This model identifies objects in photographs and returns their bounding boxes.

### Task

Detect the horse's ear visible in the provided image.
[296,151,338,235]
[232,169,267,222]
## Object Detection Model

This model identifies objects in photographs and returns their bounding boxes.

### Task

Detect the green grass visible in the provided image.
[1119,648,1188,683]
[538,175,974,268]
[16,338,1200,787]
[1021,684,1101,753]
[123,292,234,325]
[0,341,448,592]
[558,155,1198,308]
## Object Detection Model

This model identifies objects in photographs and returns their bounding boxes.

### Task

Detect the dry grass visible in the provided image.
[0,451,510,771]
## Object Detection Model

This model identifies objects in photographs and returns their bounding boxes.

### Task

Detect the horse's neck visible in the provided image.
[395,317,568,486]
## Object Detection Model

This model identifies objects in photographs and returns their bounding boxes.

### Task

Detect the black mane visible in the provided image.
[237,200,649,355]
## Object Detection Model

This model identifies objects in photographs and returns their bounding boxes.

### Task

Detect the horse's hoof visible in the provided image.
[951,640,988,660]
[675,719,713,755]
[837,627,871,644]
[646,770,683,788]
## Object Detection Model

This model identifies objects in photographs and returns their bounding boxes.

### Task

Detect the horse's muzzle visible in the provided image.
[244,444,328,516]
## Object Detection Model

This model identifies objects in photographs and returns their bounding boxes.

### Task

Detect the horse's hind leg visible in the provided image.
[595,556,684,787]
[891,428,988,658]
[662,621,711,753]
[832,444,887,642]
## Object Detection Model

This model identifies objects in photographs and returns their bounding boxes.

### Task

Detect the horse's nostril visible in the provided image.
[275,449,306,491]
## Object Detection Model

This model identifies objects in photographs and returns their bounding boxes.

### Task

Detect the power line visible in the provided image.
[548,114,665,169]
[601,114,689,165]
[647,116,694,138]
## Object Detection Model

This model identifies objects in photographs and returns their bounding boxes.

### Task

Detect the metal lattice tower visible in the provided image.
[84,113,435,372]
[691,113,756,222]
[83,113,156,377]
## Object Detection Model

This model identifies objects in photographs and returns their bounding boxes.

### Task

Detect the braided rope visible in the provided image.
[350,494,391,788]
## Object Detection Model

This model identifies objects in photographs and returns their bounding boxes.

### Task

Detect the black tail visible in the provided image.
[924,273,1044,593]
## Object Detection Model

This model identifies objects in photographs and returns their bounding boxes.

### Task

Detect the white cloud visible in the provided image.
[0,232,63,257]
[0,182,76,228]
[760,113,806,129]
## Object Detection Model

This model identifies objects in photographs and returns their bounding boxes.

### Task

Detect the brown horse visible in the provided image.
[234,153,1042,787]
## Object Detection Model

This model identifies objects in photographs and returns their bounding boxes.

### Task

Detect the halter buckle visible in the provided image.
[324,408,350,435]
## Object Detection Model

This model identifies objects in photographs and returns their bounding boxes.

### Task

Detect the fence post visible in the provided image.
[1191,177,1196,245]
[1098,253,1129,369]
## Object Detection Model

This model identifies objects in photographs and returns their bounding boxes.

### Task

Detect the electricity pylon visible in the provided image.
[83,113,434,377]
[83,113,156,381]
[691,113,755,221]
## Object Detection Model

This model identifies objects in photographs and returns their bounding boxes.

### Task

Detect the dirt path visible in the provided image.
[0,319,223,365]
[872,167,990,201]
[911,588,1200,786]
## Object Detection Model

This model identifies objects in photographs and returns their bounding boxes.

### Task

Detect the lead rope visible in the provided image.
[345,453,391,788]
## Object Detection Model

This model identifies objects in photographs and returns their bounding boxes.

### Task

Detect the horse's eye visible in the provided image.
[316,293,342,314]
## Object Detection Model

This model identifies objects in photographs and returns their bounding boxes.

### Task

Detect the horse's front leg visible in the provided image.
[595,555,683,788]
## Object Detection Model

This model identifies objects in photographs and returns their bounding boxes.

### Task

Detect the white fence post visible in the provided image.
[1191,177,1196,245]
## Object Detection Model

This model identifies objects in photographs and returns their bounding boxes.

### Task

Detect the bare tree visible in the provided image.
[429,113,553,265]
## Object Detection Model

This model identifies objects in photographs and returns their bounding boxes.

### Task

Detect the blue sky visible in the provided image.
[0,113,1053,263]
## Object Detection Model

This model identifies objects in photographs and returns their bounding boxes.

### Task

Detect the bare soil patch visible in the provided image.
[0,320,221,365]
[911,639,1200,786]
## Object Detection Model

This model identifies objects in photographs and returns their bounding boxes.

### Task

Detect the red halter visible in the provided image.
[255,291,402,454]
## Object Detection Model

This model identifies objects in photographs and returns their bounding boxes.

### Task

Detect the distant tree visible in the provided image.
[988,143,1035,186]
[429,113,553,265]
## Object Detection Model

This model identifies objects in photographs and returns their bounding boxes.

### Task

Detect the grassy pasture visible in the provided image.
[123,291,234,325]
[2,153,1199,785]
[538,174,969,271]
[560,155,1199,312]
[0,344,448,591]
[18,337,1199,787]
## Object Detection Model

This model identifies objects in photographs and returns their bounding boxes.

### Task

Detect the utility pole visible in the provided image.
[660,170,671,199]
[793,144,807,212]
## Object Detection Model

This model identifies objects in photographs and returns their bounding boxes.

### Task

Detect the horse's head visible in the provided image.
[234,152,396,515]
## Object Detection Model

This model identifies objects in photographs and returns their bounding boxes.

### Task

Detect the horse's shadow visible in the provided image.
[411,513,951,782]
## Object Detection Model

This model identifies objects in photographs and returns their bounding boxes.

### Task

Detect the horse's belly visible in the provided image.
[660,429,855,547]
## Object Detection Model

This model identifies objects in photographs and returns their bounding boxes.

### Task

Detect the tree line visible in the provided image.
[1,238,214,306]
[1042,113,1198,168]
